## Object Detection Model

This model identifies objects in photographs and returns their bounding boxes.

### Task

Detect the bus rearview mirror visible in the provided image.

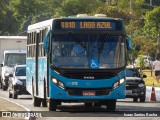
[43,30,51,53]
[43,36,48,50]
[126,37,132,50]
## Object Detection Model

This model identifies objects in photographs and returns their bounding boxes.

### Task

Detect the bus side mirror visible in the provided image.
[126,37,132,50]
[43,30,51,53]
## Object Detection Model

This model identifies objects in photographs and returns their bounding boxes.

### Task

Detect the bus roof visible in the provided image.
[28,19,54,31]
[3,50,27,54]
[0,36,27,40]
[28,14,123,31]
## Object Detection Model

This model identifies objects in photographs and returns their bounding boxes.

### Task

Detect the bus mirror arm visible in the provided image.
[126,37,132,50]
[43,30,51,53]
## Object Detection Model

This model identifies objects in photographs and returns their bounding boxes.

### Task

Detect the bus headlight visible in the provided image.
[113,78,125,89]
[52,78,58,84]
[52,78,65,89]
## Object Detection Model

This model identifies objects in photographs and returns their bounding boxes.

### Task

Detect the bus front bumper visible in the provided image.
[49,83,126,101]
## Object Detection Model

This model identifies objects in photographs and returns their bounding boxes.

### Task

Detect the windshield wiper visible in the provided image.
[98,33,108,56]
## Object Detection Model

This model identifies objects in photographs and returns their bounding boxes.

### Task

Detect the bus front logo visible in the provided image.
[84,76,95,79]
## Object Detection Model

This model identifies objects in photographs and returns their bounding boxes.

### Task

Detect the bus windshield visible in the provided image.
[51,34,125,69]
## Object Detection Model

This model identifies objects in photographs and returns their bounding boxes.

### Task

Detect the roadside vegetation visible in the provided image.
[143,70,160,87]
[0,0,160,75]
[1,0,160,59]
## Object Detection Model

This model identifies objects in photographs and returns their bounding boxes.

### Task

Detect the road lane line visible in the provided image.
[0,96,32,120]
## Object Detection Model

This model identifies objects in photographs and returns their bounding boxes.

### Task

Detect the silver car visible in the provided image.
[8,65,30,99]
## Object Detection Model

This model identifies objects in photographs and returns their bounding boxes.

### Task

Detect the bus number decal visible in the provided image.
[67,82,78,86]
[61,22,75,28]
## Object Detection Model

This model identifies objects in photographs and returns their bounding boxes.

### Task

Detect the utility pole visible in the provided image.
[130,0,134,14]
[108,0,111,6]
[130,0,134,37]
[150,0,152,6]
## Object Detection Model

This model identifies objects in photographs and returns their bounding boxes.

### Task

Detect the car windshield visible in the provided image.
[126,68,139,77]
[51,34,125,69]
[15,67,26,76]
[4,53,26,67]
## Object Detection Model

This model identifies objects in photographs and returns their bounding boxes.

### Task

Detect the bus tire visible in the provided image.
[49,99,58,111]
[42,99,47,107]
[94,102,101,107]
[84,102,93,107]
[33,97,41,107]
[42,79,47,107]
[106,100,116,111]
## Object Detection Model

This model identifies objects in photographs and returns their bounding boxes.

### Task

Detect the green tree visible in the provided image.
[143,7,160,58]
[59,0,100,16]
[9,0,55,32]
[143,7,160,40]
[0,0,19,35]
[132,36,155,58]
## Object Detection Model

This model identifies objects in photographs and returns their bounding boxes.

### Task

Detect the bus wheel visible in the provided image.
[106,100,116,111]
[84,102,93,107]
[94,102,101,107]
[42,99,47,107]
[33,97,41,107]
[48,99,58,111]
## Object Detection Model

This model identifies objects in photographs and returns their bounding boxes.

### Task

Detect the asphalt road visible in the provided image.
[0,86,160,120]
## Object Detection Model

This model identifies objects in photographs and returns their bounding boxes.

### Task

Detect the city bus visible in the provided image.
[26,14,132,111]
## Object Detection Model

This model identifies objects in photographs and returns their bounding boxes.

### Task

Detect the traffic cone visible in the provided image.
[149,83,156,101]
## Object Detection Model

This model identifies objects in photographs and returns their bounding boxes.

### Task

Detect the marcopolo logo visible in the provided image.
[2,112,12,117]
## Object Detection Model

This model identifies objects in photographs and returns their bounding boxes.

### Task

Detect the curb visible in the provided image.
[146,86,160,92]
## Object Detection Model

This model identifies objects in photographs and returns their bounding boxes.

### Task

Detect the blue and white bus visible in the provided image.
[26,14,132,111]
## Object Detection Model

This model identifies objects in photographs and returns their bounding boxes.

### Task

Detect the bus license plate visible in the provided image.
[83,91,95,96]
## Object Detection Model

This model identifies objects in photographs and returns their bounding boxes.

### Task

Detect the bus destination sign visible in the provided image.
[60,21,116,31]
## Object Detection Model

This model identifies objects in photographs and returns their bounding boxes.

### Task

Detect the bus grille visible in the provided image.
[53,67,123,79]
[66,88,112,96]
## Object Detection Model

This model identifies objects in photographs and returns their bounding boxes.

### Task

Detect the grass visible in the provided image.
[142,70,160,87]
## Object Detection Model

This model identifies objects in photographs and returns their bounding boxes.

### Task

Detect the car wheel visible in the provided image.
[2,84,7,91]
[133,98,138,102]
[9,91,12,98]
[140,96,146,102]
[13,91,18,99]
[0,82,2,89]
